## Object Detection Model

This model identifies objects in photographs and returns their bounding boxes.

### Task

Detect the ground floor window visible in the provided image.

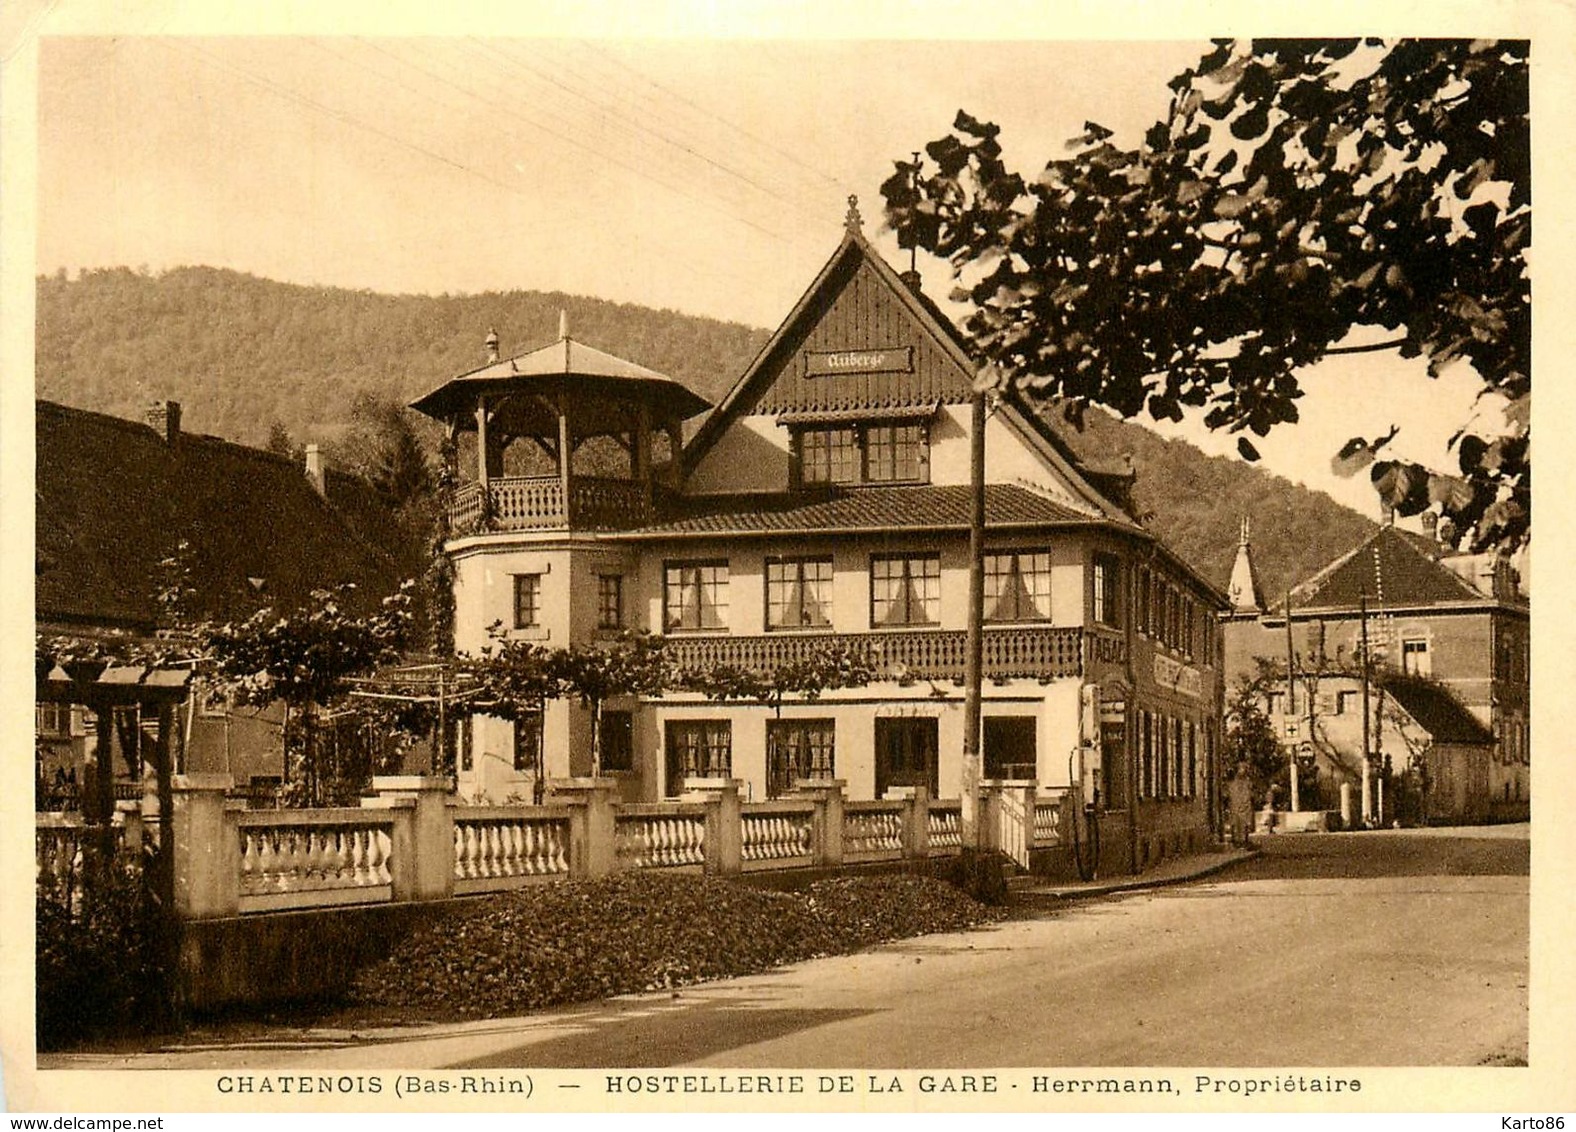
[874,716,939,798]
[665,719,732,796]
[600,709,634,773]
[512,710,542,774]
[983,716,1037,780]
[766,719,835,797]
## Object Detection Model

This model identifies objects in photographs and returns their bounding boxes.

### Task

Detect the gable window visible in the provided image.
[766,557,834,630]
[795,421,930,488]
[766,719,836,797]
[871,553,941,627]
[597,575,624,630]
[513,574,541,630]
[984,551,1053,622]
[1092,553,1122,628]
[664,561,729,632]
[801,427,859,485]
[1401,637,1431,676]
[665,719,732,796]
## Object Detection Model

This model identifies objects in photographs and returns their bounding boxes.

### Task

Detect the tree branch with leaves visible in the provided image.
[883,39,1528,552]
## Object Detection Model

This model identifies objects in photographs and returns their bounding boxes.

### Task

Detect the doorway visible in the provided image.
[875,717,939,798]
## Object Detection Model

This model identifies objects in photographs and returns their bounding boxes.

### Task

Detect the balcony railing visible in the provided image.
[450,475,651,533]
[662,626,1082,682]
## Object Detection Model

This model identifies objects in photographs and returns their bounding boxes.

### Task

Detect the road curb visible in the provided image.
[1014,847,1261,903]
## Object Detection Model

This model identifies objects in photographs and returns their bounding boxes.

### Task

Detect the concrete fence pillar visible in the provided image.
[1017,781,1038,850]
[792,779,845,868]
[367,776,455,901]
[883,784,931,859]
[114,799,143,856]
[976,782,1002,853]
[548,777,621,879]
[682,777,742,876]
[170,774,239,920]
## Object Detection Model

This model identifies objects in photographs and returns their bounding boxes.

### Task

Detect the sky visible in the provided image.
[29,30,1495,524]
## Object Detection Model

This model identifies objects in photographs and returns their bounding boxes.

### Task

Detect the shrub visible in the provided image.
[36,854,171,1050]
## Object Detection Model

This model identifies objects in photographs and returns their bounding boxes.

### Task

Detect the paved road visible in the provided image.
[51,826,1529,1069]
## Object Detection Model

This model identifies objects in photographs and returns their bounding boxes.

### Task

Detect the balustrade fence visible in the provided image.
[35,775,1069,920]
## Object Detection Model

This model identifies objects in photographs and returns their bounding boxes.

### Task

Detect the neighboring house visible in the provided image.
[35,399,418,800]
[1223,517,1529,822]
[414,203,1228,871]
[1260,670,1494,827]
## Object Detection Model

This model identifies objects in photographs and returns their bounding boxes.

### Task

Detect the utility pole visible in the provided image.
[1359,591,1372,827]
[961,386,987,851]
[1285,589,1299,812]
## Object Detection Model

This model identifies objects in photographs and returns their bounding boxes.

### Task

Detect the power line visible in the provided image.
[355,37,793,246]
[580,41,849,198]
[469,38,829,229]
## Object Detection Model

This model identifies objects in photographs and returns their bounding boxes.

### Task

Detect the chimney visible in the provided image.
[485,328,500,363]
[145,400,181,444]
[898,269,923,293]
[1420,511,1439,541]
[1380,502,1395,526]
[304,443,326,497]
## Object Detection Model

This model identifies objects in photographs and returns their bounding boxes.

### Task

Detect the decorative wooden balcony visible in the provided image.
[449,475,651,533]
[662,626,1083,683]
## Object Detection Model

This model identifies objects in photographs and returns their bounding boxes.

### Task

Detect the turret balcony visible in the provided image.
[450,475,651,533]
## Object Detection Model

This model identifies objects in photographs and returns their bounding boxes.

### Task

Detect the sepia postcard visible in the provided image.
[3,0,1574,1120]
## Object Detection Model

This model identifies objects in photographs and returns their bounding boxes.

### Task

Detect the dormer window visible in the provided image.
[794,420,930,487]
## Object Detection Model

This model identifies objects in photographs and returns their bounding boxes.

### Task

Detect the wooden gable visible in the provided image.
[752,251,974,415]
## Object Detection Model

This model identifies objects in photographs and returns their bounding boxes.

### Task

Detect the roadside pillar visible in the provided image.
[682,777,742,876]
[170,774,240,920]
[548,777,621,878]
[792,778,845,868]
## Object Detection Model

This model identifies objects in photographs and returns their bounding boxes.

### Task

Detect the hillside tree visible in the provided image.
[882,39,1529,552]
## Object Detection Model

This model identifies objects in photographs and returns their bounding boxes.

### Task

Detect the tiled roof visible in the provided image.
[1288,525,1487,611]
[629,483,1099,537]
[410,335,712,421]
[36,400,417,633]
[1383,675,1495,746]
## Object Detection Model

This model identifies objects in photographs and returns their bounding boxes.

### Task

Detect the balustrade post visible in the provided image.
[170,774,240,920]
[1019,781,1038,852]
[905,784,931,859]
[792,779,845,868]
[367,776,455,901]
[682,777,742,876]
[548,777,620,878]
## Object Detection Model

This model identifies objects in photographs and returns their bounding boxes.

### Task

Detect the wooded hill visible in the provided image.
[36,266,1374,597]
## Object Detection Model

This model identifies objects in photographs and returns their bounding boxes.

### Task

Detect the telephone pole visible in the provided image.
[961,386,986,851]
[1285,589,1299,812]
[1359,590,1373,826]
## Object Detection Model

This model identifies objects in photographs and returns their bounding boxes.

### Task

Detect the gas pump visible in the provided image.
[1068,683,1103,880]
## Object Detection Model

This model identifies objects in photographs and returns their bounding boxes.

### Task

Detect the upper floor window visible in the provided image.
[513,574,541,630]
[664,561,729,632]
[1092,553,1122,628]
[766,557,834,630]
[597,575,624,630]
[36,702,71,738]
[985,551,1053,622]
[1138,567,1152,636]
[796,421,929,487]
[871,553,941,627]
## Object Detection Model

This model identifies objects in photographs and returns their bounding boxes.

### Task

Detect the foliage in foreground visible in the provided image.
[36,858,170,1050]
[348,872,998,1019]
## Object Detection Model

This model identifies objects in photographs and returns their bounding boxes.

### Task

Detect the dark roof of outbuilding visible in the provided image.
[1382,674,1496,746]
[36,400,416,633]
[1287,524,1487,611]
[626,483,1097,539]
